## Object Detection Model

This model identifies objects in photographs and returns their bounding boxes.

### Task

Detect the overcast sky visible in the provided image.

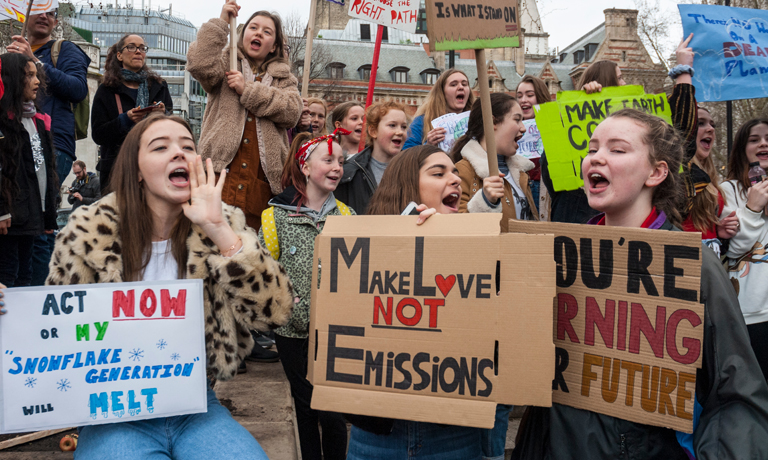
[139,0,683,56]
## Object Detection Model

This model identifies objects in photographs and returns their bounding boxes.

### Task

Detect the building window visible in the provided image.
[328,63,346,79]
[381,26,388,42]
[359,65,372,81]
[390,67,409,83]
[421,70,439,85]
[585,43,598,62]
[416,8,427,34]
[622,51,627,61]
[573,50,584,64]
[360,24,371,41]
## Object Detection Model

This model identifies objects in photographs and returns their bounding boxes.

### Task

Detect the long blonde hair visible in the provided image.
[415,69,475,143]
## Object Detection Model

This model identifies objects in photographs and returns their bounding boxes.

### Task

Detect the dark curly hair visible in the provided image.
[101,34,163,88]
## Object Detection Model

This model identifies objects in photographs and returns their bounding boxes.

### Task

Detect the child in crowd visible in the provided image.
[682,106,738,255]
[347,144,482,459]
[516,75,551,219]
[451,93,538,231]
[0,53,57,287]
[515,109,768,459]
[187,0,301,230]
[44,114,294,459]
[541,36,698,224]
[259,129,352,460]
[335,100,408,214]
[307,97,328,137]
[330,101,365,157]
[722,118,768,381]
[404,69,474,149]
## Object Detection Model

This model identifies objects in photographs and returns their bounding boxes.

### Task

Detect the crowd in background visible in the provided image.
[2,1,768,459]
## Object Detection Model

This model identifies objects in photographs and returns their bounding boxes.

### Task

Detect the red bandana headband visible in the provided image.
[296,127,352,167]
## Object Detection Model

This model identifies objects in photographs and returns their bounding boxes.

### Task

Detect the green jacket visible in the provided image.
[258,186,354,338]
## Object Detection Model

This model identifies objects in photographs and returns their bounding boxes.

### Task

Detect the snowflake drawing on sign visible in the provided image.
[157,339,168,350]
[129,348,144,362]
[25,377,37,388]
[57,379,71,392]
[170,353,180,361]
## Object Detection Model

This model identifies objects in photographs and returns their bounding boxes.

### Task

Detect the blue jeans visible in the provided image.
[30,232,56,286]
[529,180,541,213]
[56,150,74,189]
[347,421,482,460]
[481,404,513,460]
[74,389,268,460]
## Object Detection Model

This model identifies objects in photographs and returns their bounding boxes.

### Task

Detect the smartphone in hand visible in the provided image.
[133,102,161,114]
[402,201,421,216]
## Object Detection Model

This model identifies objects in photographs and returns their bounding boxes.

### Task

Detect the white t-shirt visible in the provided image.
[142,240,179,281]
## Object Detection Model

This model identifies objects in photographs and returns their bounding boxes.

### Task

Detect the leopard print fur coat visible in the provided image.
[45,193,294,381]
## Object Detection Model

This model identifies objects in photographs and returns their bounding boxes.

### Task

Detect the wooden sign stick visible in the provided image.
[229,1,237,72]
[0,427,72,451]
[20,0,36,39]
[301,0,318,98]
[474,49,499,177]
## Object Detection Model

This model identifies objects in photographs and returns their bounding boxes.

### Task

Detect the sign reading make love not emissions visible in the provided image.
[0,280,207,434]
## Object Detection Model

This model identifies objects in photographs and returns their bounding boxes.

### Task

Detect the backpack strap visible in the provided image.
[50,39,65,68]
[261,207,280,260]
[336,200,352,216]
[115,94,124,114]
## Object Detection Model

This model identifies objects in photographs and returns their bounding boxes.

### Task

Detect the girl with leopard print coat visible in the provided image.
[44,114,293,460]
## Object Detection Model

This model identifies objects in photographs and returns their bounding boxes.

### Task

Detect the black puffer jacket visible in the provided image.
[91,79,173,192]
[514,220,768,460]
[0,116,58,235]
[334,147,377,215]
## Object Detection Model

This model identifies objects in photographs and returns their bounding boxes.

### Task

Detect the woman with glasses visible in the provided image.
[91,34,173,192]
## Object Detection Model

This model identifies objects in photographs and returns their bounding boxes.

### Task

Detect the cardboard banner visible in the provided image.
[534,85,673,192]
[424,0,520,51]
[308,214,556,429]
[517,119,543,160]
[0,280,207,434]
[679,4,768,102]
[507,221,704,433]
[0,0,57,22]
[348,0,418,34]
[432,111,469,153]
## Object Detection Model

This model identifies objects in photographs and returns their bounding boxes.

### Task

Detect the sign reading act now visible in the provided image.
[308,214,556,429]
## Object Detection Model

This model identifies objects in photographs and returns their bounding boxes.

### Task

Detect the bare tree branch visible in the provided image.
[283,10,338,96]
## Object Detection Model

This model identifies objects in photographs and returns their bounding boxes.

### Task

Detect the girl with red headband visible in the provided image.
[258,128,353,460]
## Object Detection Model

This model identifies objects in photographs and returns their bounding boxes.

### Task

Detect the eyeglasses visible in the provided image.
[43,11,58,19]
[121,44,149,54]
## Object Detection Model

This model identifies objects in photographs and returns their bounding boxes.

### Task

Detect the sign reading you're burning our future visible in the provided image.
[308,214,556,429]
[508,221,704,433]
[535,85,673,192]
[0,280,207,434]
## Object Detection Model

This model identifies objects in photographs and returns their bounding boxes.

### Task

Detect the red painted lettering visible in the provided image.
[161,289,186,317]
[396,298,422,326]
[373,296,393,325]
[584,297,615,348]
[140,289,157,317]
[557,293,580,343]
[112,290,135,318]
[665,309,701,365]
[629,303,665,358]
[423,298,444,328]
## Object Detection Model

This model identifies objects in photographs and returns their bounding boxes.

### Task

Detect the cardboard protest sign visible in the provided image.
[424,0,520,51]
[535,86,673,192]
[507,221,704,433]
[679,4,768,102]
[0,0,57,22]
[0,280,207,434]
[432,111,469,153]
[349,0,418,34]
[517,119,544,160]
[308,214,556,428]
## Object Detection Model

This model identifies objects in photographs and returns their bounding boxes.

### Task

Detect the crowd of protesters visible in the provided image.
[2,1,768,459]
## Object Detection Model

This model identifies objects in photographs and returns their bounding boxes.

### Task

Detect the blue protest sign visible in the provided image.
[679,4,768,102]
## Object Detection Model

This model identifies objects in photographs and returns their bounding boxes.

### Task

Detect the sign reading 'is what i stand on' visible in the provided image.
[424,0,520,51]
[0,280,207,434]
[509,221,704,433]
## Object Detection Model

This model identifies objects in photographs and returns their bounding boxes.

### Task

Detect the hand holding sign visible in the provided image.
[219,0,239,23]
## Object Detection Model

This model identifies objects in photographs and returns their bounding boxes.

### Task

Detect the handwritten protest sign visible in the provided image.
[308,214,555,429]
[432,111,469,153]
[534,85,673,192]
[507,221,704,433]
[0,280,207,434]
[0,0,57,22]
[679,4,768,102]
[349,0,418,34]
[517,119,543,160]
[424,0,520,51]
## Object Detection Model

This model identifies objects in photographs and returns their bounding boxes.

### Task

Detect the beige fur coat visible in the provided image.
[45,194,294,381]
[187,18,302,195]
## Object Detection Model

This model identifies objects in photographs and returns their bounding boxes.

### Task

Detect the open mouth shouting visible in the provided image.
[757,149,768,162]
[700,136,713,150]
[441,191,460,212]
[587,171,610,193]
[168,167,190,188]
[250,37,262,53]
[391,137,403,149]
